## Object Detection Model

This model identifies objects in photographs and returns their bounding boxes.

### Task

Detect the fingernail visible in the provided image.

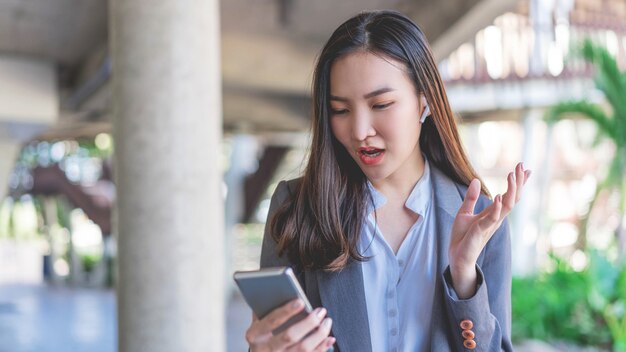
[292,300,302,309]
[316,308,327,318]
[521,162,525,170]
[510,172,515,181]
[323,317,333,328]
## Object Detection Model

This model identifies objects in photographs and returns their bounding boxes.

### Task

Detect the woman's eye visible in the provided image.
[373,102,394,110]
[331,108,348,115]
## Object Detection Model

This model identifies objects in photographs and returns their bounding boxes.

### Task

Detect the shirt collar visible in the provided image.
[366,156,432,217]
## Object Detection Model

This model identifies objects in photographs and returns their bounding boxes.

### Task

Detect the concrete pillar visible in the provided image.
[529,0,552,76]
[110,1,224,351]
[0,54,57,201]
[0,55,57,124]
[0,140,21,201]
[512,109,541,276]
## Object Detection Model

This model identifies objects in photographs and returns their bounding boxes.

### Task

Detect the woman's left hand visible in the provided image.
[448,162,531,299]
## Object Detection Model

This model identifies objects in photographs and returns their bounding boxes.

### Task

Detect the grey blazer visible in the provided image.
[260,165,513,352]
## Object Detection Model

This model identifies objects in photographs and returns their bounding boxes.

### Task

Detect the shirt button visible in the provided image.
[390,328,398,336]
[387,290,394,298]
[391,348,397,352]
[398,260,405,266]
[389,309,397,317]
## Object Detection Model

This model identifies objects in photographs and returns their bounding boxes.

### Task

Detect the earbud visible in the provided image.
[420,95,430,123]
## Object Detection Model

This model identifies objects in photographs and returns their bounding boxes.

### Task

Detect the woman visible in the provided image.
[245,10,530,352]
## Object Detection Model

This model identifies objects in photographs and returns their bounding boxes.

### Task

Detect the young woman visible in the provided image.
[245,10,530,352]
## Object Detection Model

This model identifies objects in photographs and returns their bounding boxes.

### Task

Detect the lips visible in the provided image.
[358,147,385,165]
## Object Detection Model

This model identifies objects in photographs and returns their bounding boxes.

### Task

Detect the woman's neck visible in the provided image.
[370,153,426,204]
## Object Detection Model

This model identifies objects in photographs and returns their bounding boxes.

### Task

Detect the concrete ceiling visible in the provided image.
[0,0,517,138]
[0,0,108,85]
[219,0,488,95]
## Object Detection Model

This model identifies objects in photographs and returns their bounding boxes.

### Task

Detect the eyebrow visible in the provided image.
[329,87,395,102]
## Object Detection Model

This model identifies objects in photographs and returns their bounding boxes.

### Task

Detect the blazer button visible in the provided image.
[460,319,473,330]
[463,339,477,349]
[462,329,475,340]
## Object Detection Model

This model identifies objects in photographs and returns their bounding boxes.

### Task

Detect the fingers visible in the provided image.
[288,315,334,352]
[313,337,336,352]
[252,299,305,337]
[276,307,328,348]
[459,179,481,215]
[514,163,524,202]
[523,169,531,185]
[247,303,332,352]
[501,162,533,221]
[500,171,517,216]
[476,194,502,232]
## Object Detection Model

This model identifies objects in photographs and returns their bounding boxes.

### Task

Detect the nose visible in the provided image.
[351,110,376,141]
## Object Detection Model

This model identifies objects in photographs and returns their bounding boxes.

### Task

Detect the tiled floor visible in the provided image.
[227,291,252,352]
[0,283,251,352]
[0,284,116,352]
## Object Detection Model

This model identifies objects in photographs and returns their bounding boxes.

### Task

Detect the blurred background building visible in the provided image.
[0,0,625,351]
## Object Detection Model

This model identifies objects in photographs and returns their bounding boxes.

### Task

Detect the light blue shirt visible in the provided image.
[358,158,437,352]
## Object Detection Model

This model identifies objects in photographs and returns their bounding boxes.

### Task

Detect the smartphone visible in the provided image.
[233,266,313,335]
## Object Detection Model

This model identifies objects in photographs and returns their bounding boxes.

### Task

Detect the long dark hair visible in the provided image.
[270,10,489,271]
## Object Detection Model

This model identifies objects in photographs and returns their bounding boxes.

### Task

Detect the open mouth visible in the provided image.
[359,147,385,157]
[360,148,385,158]
[358,147,386,165]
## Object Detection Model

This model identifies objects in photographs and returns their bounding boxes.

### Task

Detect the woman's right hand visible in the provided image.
[245,299,336,352]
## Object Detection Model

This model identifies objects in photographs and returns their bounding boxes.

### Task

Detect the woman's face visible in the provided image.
[329,51,426,186]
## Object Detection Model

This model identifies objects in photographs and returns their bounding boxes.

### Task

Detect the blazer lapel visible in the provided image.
[430,166,463,273]
[317,259,372,352]
[429,166,465,350]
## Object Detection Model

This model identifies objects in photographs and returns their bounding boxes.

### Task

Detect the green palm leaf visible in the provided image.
[546,100,615,141]
[580,39,626,147]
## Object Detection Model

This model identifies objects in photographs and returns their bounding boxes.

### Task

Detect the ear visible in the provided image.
[420,95,430,123]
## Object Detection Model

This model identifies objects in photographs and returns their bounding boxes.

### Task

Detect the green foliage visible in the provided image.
[545,100,614,140]
[81,253,102,273]
[16,137,112,170]
[588,251,626,351]
[512,251,626,351]
[545,38,626,212]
